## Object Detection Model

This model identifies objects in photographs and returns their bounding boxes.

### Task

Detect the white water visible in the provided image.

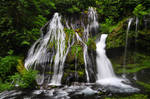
[25,7,98,85]
[96,34,116,80]
[25,13,74,86]
[88,7,99,32]
[75,32,90,82]
[133,17,139,80]
[68,7,98,83]
[122,18,133,77]
[71,23,91,83]
[96,34,139,92]
[47,13,74,86]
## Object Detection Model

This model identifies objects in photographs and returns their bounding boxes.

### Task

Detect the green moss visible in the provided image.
[113,53,150,74]
[69,43,84,65]
[0,79,14,92]
[78,70,84,77]
[46,71,53,75]
[136,81,150,92]
[86,38,96,51]
[62,69,85,83]
[49,41,56,49]
[106,18,135,49]
[105,94,148,99]
[116,65,150,74]
[133,4,150,17]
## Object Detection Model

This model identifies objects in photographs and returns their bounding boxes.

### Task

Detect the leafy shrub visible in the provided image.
[0,57,37,92]
[86,38,96,51]
[133,4,150,17]
[0,80,13,92]
[10,70,37,89]
[0,56,19,81]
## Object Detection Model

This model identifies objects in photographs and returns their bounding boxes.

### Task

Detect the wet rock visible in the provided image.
[0,90,22,99]
[44,89,54,96]
[77,87,97,95]
[32,90,44,95]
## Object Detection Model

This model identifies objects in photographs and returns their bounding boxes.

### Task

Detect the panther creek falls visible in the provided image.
[0,6,150,99]
[24,6,139,93]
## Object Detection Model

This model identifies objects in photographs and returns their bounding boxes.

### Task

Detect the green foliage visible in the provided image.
[10,70,37,89]
[53,0,95,14]
[86,38,96,51]
[96,0,120,22]
[64,28,75,36]
[0,69,37,92]
[114,53,150,74]
[78,70,84,77]
[133,4,150,17]
[67,5,80,14]
[0,0,55,56]
[0,0,150,94]
[0,56,19,81]
[0,56,37,91]
[100,18,116,33]
[64,28,75,45]
[117,64,150,74]
[71,44,83,57]
[0,0,149,56]
[136,81,150,92]
[0,80,13,92]
[105,94,148,99]
[70,44,84,65]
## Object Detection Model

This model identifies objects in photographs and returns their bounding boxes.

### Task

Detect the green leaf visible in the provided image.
[21,41,30,45]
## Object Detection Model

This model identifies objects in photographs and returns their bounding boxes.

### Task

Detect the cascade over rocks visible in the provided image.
[24,7,98,86]
[24,6,139,94]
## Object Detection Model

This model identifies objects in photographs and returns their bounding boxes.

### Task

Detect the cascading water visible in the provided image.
[75,32,90,82]
[24,7,98,85]
[134,17,139,62]
[133,17,139,80]
[68,7,98,83]
[88,7,99,34]
[25,13,74,86]
[83,7,99,82]
[49,13,73,86]
[96,34,139,92]
[24,7,139,92]
[96,34,116,80]
[122,18,133,78]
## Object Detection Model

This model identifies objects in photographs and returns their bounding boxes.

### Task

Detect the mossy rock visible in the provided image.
[62,69,85,84]
[136,81,150,92]
[86,38,96,51]
[105,94,148,99]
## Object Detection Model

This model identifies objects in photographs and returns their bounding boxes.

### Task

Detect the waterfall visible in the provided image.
[133,17,139,80]
[25,13,73,86]
[122,18,133,77]
[96,34,119,85]
[134,17,139,58]
[88,7,99,34]
[96,34,116,80]
[96,34,139,92]
[69,7,98,83]
[135,17,139,33]
[49,13,70,86]
[24,7,98,85]
[75,32,90,82]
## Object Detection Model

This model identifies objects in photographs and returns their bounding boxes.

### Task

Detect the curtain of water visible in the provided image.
[122,18,133,78]
[25,7,98,85]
